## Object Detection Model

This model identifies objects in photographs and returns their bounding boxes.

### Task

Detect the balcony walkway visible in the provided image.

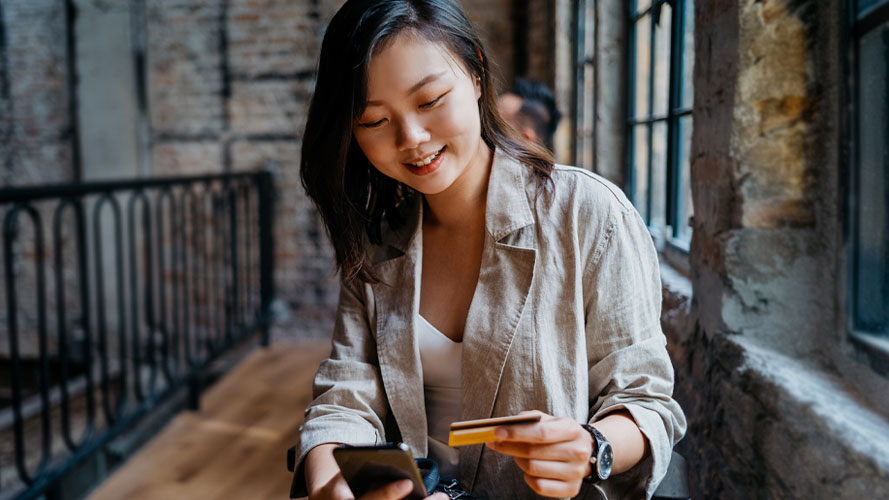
[86,340,330,500]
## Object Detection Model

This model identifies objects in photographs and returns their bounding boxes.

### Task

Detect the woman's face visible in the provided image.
[353,33,485,196]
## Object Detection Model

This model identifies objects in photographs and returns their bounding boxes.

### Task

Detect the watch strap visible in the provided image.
[580,423,607,483]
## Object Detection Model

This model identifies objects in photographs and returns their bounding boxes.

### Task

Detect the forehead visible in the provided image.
[365,33,468,95]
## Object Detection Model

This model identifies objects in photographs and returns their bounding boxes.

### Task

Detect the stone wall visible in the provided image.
[667,0,889,497]
[0,0,76,187]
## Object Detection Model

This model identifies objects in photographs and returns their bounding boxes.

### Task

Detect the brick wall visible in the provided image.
[461,0,515,90]
[0,0,75,187]
[1,0,519,344]
[511,0,575,164]
[143,0,334,337]
[524,0,553,84]
[0,1,81,360]
[142,0,516,338]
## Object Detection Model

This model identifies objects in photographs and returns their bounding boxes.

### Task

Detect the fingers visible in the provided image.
[309,472,356,500]
[513,457,589,482]
[358,479,413,500]
[486,438,590,462]
[492,416,580,445]
[522,475,584,498]
[424,494,450,500]
[484,416,593,498]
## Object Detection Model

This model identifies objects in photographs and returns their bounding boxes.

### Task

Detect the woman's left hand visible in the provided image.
[484,410,593,498]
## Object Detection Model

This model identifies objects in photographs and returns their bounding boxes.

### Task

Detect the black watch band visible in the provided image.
[580,423,613,483]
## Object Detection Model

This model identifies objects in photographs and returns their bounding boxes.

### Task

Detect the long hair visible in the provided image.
[301,0,554,283]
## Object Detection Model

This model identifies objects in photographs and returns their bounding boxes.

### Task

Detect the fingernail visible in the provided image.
[494,428,507,439]
[396,479,412,492]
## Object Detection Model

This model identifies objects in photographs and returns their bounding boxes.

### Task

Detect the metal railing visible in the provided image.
[0,171,275,499]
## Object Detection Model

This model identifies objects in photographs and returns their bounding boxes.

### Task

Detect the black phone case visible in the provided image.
[333,443,428,499]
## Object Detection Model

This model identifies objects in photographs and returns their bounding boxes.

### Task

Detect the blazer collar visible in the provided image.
[376,147,536,260]
[484,148,536,242]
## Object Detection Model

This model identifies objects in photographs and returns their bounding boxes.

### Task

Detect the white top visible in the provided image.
[418,314,462,478]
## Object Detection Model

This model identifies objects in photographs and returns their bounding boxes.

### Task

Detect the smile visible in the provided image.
[404,146,446,176]
[407,147,445,167]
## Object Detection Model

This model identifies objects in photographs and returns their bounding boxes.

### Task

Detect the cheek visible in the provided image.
[353,131,404,180]
[437,95,480,139]
[353,131,385,162]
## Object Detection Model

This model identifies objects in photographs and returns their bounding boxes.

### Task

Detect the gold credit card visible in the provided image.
[447,414,542,447]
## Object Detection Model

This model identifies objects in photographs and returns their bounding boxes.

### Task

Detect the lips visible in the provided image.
[404,146,446,176]
[405,146,445,167]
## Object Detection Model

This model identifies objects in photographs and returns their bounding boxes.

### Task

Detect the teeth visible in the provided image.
[410,149,441,167]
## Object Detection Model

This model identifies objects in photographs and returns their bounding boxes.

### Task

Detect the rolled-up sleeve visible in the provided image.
[291,278,388,497]
[583,207,687,499]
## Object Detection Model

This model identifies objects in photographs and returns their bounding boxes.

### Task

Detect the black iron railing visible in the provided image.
[0,171,275,499]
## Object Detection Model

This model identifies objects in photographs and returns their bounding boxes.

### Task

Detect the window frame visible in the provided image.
[625,0,693,252]
[847,0,889,375]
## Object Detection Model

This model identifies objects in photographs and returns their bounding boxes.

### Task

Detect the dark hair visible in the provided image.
[301,0,554,283]
[511,77,562,149]
[516,100,551,149]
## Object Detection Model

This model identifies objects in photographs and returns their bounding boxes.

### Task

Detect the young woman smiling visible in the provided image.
[292,1,686,499]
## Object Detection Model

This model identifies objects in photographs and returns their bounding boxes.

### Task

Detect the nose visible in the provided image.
[395,116,431,151]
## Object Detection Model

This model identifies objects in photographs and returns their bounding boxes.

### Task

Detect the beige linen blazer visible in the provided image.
[292,150,686,499]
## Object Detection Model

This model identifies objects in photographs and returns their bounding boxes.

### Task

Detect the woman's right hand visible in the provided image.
[305,444,447,500]
[311,475,447,500]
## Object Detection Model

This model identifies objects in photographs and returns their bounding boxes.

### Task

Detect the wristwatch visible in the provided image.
[580,424,613,483]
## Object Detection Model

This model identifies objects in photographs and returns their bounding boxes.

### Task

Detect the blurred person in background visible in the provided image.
[497,77,561,151]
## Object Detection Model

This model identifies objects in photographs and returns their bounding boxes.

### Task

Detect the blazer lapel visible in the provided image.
[371,201,428,458]
[459,150,537,488]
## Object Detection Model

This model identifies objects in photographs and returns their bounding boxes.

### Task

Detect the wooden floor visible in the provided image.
[87,340,330,500]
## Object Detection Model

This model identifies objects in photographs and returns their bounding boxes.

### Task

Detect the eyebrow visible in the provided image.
[365,71,447,107]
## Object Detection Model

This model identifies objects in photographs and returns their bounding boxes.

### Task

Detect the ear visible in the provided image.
[473,74,482,100]
[522,128,537,143]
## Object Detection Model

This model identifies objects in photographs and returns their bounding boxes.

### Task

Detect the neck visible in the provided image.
[423,143,493,229]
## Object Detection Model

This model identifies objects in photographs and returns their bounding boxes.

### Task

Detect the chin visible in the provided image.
[410,181,450,196]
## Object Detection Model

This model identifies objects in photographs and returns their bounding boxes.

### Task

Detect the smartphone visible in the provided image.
[332,442,428,499]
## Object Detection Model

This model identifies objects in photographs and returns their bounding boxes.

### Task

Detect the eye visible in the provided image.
[358,118,386,129]
[419,92,448,109]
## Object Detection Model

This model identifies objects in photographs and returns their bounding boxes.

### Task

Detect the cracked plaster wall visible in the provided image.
[666,0,889,497]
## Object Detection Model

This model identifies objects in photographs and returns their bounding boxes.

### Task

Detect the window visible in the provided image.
[850,0,889,361]
[626,0,694,247]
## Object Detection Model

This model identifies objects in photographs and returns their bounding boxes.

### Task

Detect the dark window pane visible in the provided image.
[632,124,650,220]
[854,25,889,335]
[858,0,887,15]
[677,116,694,242]
[651,121,668,229]
[681,0,695,109]
[633,14,651,119]
[653,4,672,116]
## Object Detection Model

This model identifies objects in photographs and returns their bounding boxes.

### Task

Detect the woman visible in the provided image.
[292,1,686,499]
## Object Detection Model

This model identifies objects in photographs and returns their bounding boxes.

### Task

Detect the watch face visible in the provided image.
[597,442,614,480]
